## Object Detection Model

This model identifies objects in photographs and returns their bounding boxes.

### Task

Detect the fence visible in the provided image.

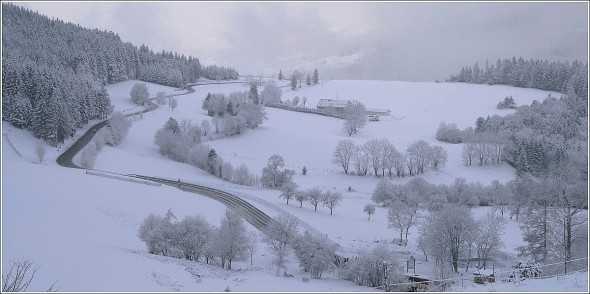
[380,256,589,292]
[86,170,161,186]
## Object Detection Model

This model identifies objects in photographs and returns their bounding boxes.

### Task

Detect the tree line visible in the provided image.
[332,139,448,177]
[1,3,237,145]
[447,57,587,96]
[138,208,343,280]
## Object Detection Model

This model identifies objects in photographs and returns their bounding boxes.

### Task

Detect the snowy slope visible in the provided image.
[2,79,586,292]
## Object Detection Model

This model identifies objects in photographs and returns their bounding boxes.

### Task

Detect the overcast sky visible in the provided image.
[18,1,589,81]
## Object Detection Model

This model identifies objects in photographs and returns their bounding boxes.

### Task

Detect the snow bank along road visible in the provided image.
[55,80,278,231]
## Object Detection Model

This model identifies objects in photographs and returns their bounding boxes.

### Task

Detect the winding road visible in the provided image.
[55,80,277,230]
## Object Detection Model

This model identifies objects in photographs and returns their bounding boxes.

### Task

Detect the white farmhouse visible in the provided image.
[316,99,352,113]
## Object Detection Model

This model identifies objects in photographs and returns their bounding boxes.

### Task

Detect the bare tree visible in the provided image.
[475,211,505,269]
[462,142,477,166]
[352,144,369,176]
[430,145,448,170]
[332,139,356,174]
[364,204,376,220]
[246,231,258,266]
[406,140,432,174]
[306,187,323,212]
[279,180,298,205]
[294,190,308,208]
[2,259,58,292]
[322,190,343,215]
[421,205,478,272]
[387,200,419,246]
[201,120,210,136]
[33,139,46,163]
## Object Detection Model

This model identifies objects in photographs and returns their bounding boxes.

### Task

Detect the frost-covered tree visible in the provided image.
[138,212,167,255]
[290,74,297,90]
[436,122,463,143]
[312,69,319,85]
[306,187,323,212]
[246,231,258,266]
[305,74,311,86]
[216,209,248,270]
[169,97,178,111]
[130,82,150,106]
[322,190,343,215]
[278,69,283,80]
[420,205,478,272]
[365,138,385,177]
[387,200,419,246]
[201,120,210,136]
[80,144,97,168]
[262,214,299,275]
[156,91,167,105]
[33,139,46,163]
[173,215,213,261]
[474,211,505,269]
[292,231,339,279]
[294,190,308,208]
[343,100,366,136]
[260,82,282,105]
[430,146,448,170]
[291,96,300,107]
[406,140,432,174]
[105,111,131,146]
[364,204,376,220]
[279,180,298,205]
[371,179,395,205]
[207,149,218,176]
[332,139,356,174]
[248,84,259,104]
[487,180,510,218]
[339,244,404,289]
[353,143,370,176]
[261,154,295,188]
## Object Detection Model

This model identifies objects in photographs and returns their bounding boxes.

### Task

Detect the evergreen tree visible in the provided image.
[278,70,283,80]
[207,149,218,175]
[164,117,181,134]
[290,74,297,91]
[306,74,311,86]
[312,69,319,85]
[248,84,259,104]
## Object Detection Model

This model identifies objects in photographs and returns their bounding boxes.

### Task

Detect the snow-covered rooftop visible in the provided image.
[317,99,351,108]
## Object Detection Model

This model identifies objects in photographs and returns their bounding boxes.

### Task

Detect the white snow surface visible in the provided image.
[2,79,587,292]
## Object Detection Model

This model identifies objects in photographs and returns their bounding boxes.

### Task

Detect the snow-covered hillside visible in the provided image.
[2,79,586,292]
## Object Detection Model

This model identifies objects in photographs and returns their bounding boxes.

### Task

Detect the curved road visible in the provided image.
[55,80,278,230]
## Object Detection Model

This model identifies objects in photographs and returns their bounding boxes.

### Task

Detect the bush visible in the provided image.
[497,96,516,109]
[436,122,463,143]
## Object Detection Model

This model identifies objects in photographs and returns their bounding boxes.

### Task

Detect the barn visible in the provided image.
[316,99,352,113]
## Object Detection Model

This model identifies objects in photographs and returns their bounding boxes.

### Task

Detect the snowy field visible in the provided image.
[2,78,587,292]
